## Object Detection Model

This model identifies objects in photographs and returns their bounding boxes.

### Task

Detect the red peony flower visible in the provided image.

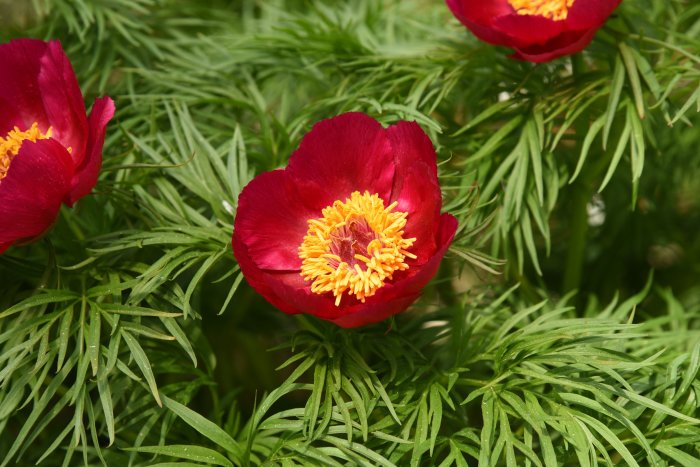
[232,113,457,328]
[0,39,115,254]
[447,0,622,63]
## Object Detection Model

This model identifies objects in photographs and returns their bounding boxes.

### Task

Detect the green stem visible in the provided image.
[562,179,592,292]
[563,55,590,293]
[562,139,616,293]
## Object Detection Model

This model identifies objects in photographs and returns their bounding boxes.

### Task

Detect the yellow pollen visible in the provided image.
[299,191,416,306]
[0,123,52,181]
[507,0,575,21]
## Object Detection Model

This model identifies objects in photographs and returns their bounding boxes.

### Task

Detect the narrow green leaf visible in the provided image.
[162,396,242,460]
[160,317,197,367]
[466,116,523,163]
[657,444,700,467]
[428,385,443,456]
[603,56,626,150]
[453,100,515,135]
[619,43,645,119]
[121,331,162,407]
[125,445,233,467]
[97,363,115,446]
[87,305,101,377]
[598,117,631,192]
[56,306,73,372]
[0,291,77,319]
[627,103,645,180]
[577,413,639,467]
[570,115,605,183]
[478,393,496,467]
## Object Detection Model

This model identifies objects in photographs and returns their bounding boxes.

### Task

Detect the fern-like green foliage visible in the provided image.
[1,0,699,465]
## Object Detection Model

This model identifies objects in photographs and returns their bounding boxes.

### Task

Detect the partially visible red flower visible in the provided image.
[0,39,115,254]
[447,0,622,62]
[232,113,457,328]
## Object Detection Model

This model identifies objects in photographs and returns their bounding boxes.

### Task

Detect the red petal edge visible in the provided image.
[66,97,115,206]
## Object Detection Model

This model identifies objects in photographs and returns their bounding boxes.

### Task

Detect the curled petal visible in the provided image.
[66,97,115,206]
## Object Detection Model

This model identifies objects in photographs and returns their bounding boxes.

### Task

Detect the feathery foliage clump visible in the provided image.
[1,0,700,465]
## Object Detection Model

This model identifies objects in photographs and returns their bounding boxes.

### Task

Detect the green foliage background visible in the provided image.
[1,0,699,465]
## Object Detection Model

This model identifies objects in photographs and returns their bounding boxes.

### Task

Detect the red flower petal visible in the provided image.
[0,139,73,249]
[0,39,88,164]
[393,162,441,266]
[512,28,598,62]
[386,120,438,186]
[386,121,442,264]
[287,112,395,211]
[232,233,303,315]
[234,169,319,271]
[447,0,512,24]
[446,0,515,47]
[491,14,567,48]
[567,0,622,29]
[66,97,115,206]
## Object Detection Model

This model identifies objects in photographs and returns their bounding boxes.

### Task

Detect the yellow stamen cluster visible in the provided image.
[0,123,52,181]
[299,191,416,306]
[507,0,575,21]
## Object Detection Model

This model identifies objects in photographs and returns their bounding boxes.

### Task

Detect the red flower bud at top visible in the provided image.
[447,0,622,62]
[0,39,115,254]
[232,113,458,328]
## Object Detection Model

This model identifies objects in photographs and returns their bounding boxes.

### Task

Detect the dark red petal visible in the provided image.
[385,121,442,264]
[0,139,73,250]
[512,28,597,62]
[66,97,115,206]
[447,0,516,47]
[0,39,88,164]
[447,0,512,24]
[286,112,395,212]
[491,14,567,48]
[232,232,302,315]
[329,294,420,328]
[234,169,320,271]
[386,120,438,186]
[566,0,622,30]
[393,162,441,266]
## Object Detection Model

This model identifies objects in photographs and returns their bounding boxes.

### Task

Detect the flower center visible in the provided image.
[0,123,52,181]
[299,191,416,306]
[507,0,575,21]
